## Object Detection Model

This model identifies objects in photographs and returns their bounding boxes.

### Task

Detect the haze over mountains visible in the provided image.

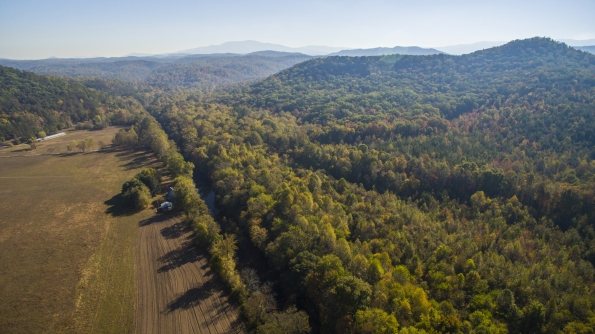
[2,38,594,61]
[169,38,595,57]
[577,46,595,54]
[1,37,593,91]
[177,41,345,56]
[0,52,313,89]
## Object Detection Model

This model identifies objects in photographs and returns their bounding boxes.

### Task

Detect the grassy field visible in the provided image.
[0,127,162,333]
[0,127,119,156]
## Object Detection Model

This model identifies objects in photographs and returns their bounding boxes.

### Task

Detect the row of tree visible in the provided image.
[118,115,311,332]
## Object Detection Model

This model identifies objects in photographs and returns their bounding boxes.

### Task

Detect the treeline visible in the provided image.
[147,95,595,333]
[0,65,145,142]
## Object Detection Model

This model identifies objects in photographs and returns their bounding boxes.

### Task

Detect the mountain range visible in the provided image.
[576,45,595,54]
[0,52,313,89]
[164,38,595,57]
[177,41,344,56]
[1,38,593,90]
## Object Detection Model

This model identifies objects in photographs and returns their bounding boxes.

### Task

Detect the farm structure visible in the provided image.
[37,132,66,142]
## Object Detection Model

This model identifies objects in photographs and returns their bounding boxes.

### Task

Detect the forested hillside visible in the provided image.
[0,65,144,141]
[145,38,595,333]
[5,36,594,333]
[0,52,312,90]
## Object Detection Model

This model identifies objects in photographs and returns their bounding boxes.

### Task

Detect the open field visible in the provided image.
[136,215,244,334]
[0,127,160,333]
[0,127,121,156]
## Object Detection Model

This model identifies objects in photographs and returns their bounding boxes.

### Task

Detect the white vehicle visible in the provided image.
[157,201,173,213]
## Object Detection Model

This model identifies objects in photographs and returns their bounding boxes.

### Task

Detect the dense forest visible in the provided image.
[144,38,595,333]
[0,52,312,90]
[2,37,595,333]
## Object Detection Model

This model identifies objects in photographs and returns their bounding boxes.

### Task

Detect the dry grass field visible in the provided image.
[0,127,119,156]
[0,127,161,333]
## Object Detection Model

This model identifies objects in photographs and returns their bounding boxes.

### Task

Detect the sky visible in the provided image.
[0,0,594,59]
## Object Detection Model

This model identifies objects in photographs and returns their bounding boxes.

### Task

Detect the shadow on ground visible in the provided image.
[160,221,193,239]
[104,193,138,217]
[157,239,204,273]
[165,279,217,312]
[116,150,159,171]
[138,213,174,227]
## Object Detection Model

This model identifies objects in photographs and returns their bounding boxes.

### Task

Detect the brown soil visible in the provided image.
[135,214,244,334]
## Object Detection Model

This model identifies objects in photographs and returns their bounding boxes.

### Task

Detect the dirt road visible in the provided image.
[135,214,244,334]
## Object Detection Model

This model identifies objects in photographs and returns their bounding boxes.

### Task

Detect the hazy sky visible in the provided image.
[1,0,593,59]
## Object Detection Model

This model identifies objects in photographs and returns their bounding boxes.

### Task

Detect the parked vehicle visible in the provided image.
[156,201,173,213]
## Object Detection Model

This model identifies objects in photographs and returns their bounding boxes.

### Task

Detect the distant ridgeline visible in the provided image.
[0,52,313,90]
[222,37,595,123]
[0,65,144,141]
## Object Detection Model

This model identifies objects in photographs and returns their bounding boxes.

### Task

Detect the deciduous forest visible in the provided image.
[2,37,595,333]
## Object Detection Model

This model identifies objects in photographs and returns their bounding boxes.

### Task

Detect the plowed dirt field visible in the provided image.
[135,215,244,334]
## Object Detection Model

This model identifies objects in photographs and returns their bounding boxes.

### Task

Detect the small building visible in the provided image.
[37,132,66,142]
[166,187,174,202]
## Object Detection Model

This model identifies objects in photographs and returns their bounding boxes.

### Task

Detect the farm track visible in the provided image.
[135,214,244,334]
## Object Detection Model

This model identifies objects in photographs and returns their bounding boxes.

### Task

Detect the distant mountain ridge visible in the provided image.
[328,46,443,56]
[178,41,345,56]
[175,38,595,57]
[557,38,595,46]
[230,37,595,122]
[576,46,595,54]
[0,51,313,89]
[5,38,595,60]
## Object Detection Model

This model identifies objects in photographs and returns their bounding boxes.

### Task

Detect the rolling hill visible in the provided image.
[226,37,595,123]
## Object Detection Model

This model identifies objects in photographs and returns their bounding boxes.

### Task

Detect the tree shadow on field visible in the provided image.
[160,221,193,239]
[138,214,173,227]
[104,193,137,217]
[117,150,159,171]
[157,239,204,273]
[165,279,217,312]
